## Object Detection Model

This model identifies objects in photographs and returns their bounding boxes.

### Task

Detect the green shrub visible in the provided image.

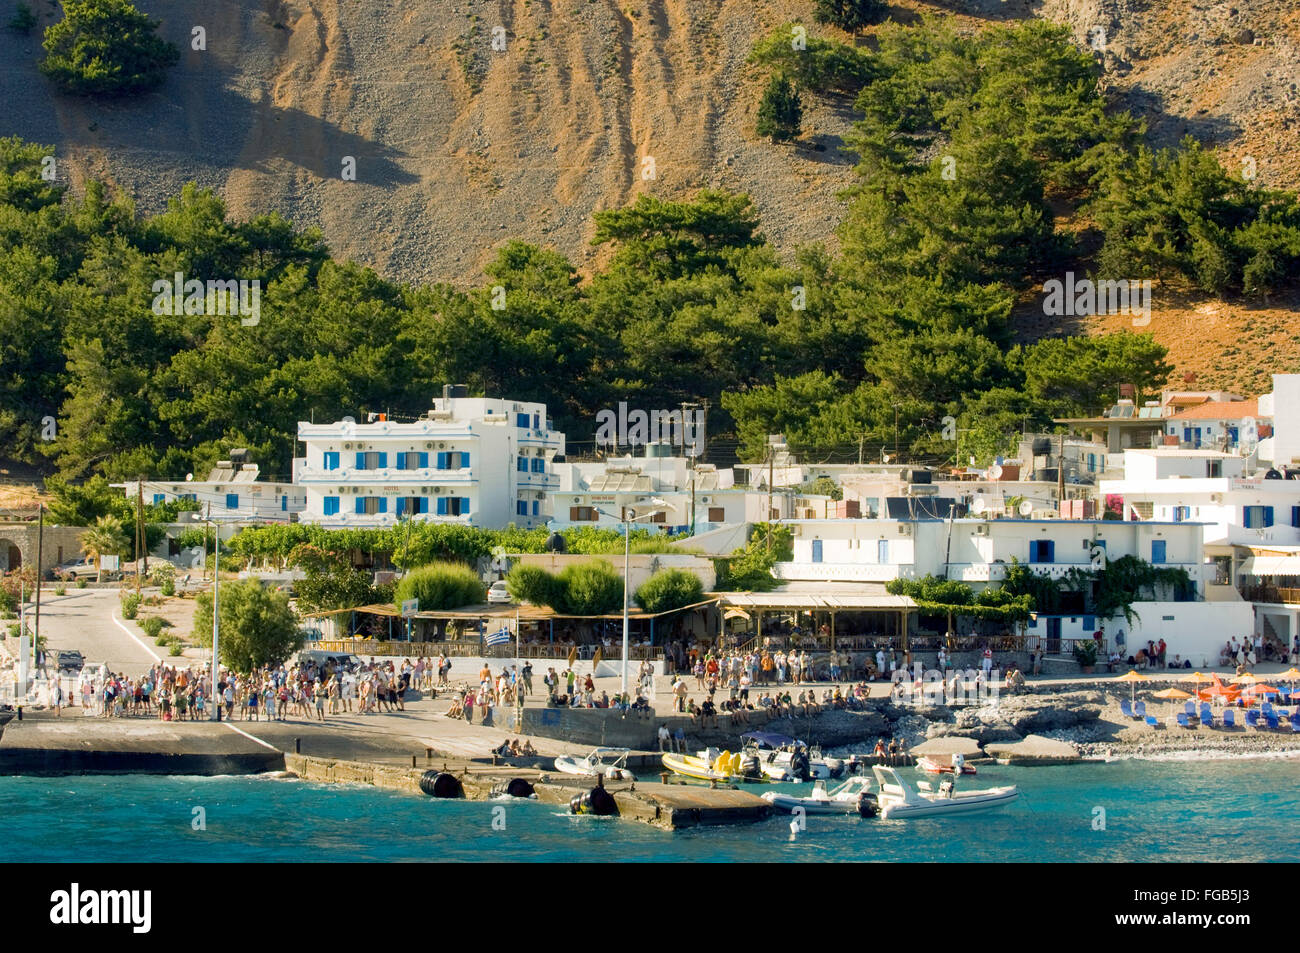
[634,569,705,614]
[812,0,888,32]
[554,561,624,616]
[39,0,180,96]
[53,584,67,596]
[505,564,560,606]
[393,562,485,613]
[748,25,878,93]
[76,579,88,588]
[8,3,37,35]
[140,616,164,639]
[756,74,802,142]
[120,591,141,619]
[160,578,175,596]
[168,642,184,656]
[6,623,18,638]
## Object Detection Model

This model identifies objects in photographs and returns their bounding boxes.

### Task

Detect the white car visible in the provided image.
[487,580,512,604]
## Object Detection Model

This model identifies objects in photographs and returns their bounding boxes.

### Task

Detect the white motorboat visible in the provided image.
[761,777,878,817]
[553,747,635,782]
[741,732,844,782]
[871,765,1018,820]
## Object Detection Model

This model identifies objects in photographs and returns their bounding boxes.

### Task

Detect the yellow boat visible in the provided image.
[661,748,764,783]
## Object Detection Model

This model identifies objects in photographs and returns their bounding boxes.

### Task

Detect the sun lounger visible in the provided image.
[1176,713,1194,729]
[1222,709,1236,729]
[1291,713,1300,732]
[1144,714,1159,728]
[1135,701,1147,718]
[1120,699,1135,719]
[1266,712,1280,731]
[1199,704,1213,724]
[1183,701,1196,717]
[1245,709,1259,730]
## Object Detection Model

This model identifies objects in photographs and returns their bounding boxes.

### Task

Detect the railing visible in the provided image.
[1241,585,1300,605]
[312,639,663,661]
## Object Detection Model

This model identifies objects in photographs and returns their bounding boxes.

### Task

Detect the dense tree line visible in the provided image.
[2,20,1295,483]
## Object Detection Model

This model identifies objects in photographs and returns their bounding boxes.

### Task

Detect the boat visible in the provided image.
[916,753,977,776]
[761,777,878,817]
[553,747,635,781]
[872,765,1018,819]
[741,732,844,782]
[661,748,763,783]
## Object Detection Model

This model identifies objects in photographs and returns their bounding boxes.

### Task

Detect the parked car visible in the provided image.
[56,650,84,673]
[487,580,512,604]
[54,559,103,581]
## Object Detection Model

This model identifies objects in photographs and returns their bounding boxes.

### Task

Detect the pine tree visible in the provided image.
[756,74,802,143]
[812,0,888,33]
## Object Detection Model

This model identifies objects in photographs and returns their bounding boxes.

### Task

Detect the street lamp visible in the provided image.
[596,497,669,697]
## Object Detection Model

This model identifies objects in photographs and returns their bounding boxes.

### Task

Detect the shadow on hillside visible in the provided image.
[900,0,1037,23]
[1121,88,1244,150]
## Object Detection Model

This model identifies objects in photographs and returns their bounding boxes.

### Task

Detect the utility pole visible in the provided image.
[767,444,775,553]
[893,404,901,464]
[136,477,146,594]
[33,503,44,668]
[858,434,864,466]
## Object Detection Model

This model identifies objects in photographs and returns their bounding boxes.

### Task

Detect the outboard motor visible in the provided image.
[419,771,463,799]
[738,752,761,779]
[569,785,619,816]
[857,792,879,818]
[790,749,812,782]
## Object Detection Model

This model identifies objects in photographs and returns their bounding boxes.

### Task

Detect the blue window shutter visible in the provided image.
[355,497,365,514]
[396,453,405,470]
[226,493,238,510]
[152,493,165,504]
[1293,506,1300,528]
[1045,541,1054,562]
[517,501,526,516]
[324,496,338,516]
[378,497,387,514]
[378,453,388,468]
[419,452,429,468]
[437,452,448,470]
[355,452,365,469]
[1083,616,1095,631]
[1029,541,1039,562]
[1264,507,1275,528]
[462,452,470,468]
[396,498,405,515]
[462,497,471,514]
[281,495,287,511]
[419,497,429,514]
[436,497,447,516]
[1152,540,1166,564]
[532,500,539,516]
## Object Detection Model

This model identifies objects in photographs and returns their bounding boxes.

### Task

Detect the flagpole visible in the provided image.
[515,607,520,672]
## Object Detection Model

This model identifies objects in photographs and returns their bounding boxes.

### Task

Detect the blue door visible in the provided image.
[878,539,889,563]
[811,539,823,563]
[1046,618,1062,655]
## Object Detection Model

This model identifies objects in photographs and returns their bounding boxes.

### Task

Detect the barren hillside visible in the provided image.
[2,0,1298,384]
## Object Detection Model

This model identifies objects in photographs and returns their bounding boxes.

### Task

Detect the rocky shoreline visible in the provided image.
[752,684,1300,762]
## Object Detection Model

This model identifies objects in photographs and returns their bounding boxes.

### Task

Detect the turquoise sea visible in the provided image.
[2,756,1297,862]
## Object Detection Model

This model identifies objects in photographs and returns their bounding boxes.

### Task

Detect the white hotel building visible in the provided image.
[294,389,564,530]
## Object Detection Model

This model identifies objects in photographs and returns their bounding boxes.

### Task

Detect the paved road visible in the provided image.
[28,588,160,675]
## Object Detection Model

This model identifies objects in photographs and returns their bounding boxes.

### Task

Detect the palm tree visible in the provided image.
[80,515,129,583]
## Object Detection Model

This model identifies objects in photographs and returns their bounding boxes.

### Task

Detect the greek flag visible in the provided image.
[485,626,512,647]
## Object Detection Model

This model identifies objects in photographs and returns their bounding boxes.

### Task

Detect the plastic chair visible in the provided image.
[1176,713,1192,729]
[1245,709,1260,730]
[1199,704,1213,724]
[1135,701,1147,718]
[1184,700,1196,717]
[1120,699,1135,719]
[1144,715,1160,728]
[1266,712,1280,731]
[1222,709,1236,729]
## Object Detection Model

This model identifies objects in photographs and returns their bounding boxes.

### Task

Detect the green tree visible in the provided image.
[194,581,301,673]
[756,74,802,142]
[812,0,887,32]
[79,515,128,581]
[554,561,624,616]
[7,2,37,33]
[393,562,485,612]
[634,569,704,613]
[40,0,180,96]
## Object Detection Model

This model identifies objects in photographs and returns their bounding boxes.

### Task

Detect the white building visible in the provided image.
[1258,373,1300,468]
[122,454,304,521]
[295,389,564,530]
[549,445,809,534]
[1100,449,1300,547]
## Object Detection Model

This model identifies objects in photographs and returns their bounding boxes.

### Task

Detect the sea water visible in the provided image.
[1,756,1297,862]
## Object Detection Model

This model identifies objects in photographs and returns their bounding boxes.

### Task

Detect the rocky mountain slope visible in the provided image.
[3,0,1298,383]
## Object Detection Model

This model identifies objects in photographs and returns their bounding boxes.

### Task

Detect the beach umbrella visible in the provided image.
[1115,669,1148,704]
[1232,672,1258,685]
[1153,687,1191,722]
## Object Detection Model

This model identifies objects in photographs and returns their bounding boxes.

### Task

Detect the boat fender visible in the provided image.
[570,786,619,816]
[490,777,536,799]
[419,771,464,799]
[857,793,879,819]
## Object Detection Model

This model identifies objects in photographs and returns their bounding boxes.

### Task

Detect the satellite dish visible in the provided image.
[882,453,891,464]
[972,499,988,516]
[988,464,1003,480]
[185,473,193,481]
[1018,500,1035,516]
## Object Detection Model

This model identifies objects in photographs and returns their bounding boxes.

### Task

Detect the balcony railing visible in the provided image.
[1241,585,1300,605]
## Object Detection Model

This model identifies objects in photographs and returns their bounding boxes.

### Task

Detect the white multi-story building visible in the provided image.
[770,515,1246,664]
[1100,449,1300,547]
[122,454,304,521]
[294,389,564,529]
